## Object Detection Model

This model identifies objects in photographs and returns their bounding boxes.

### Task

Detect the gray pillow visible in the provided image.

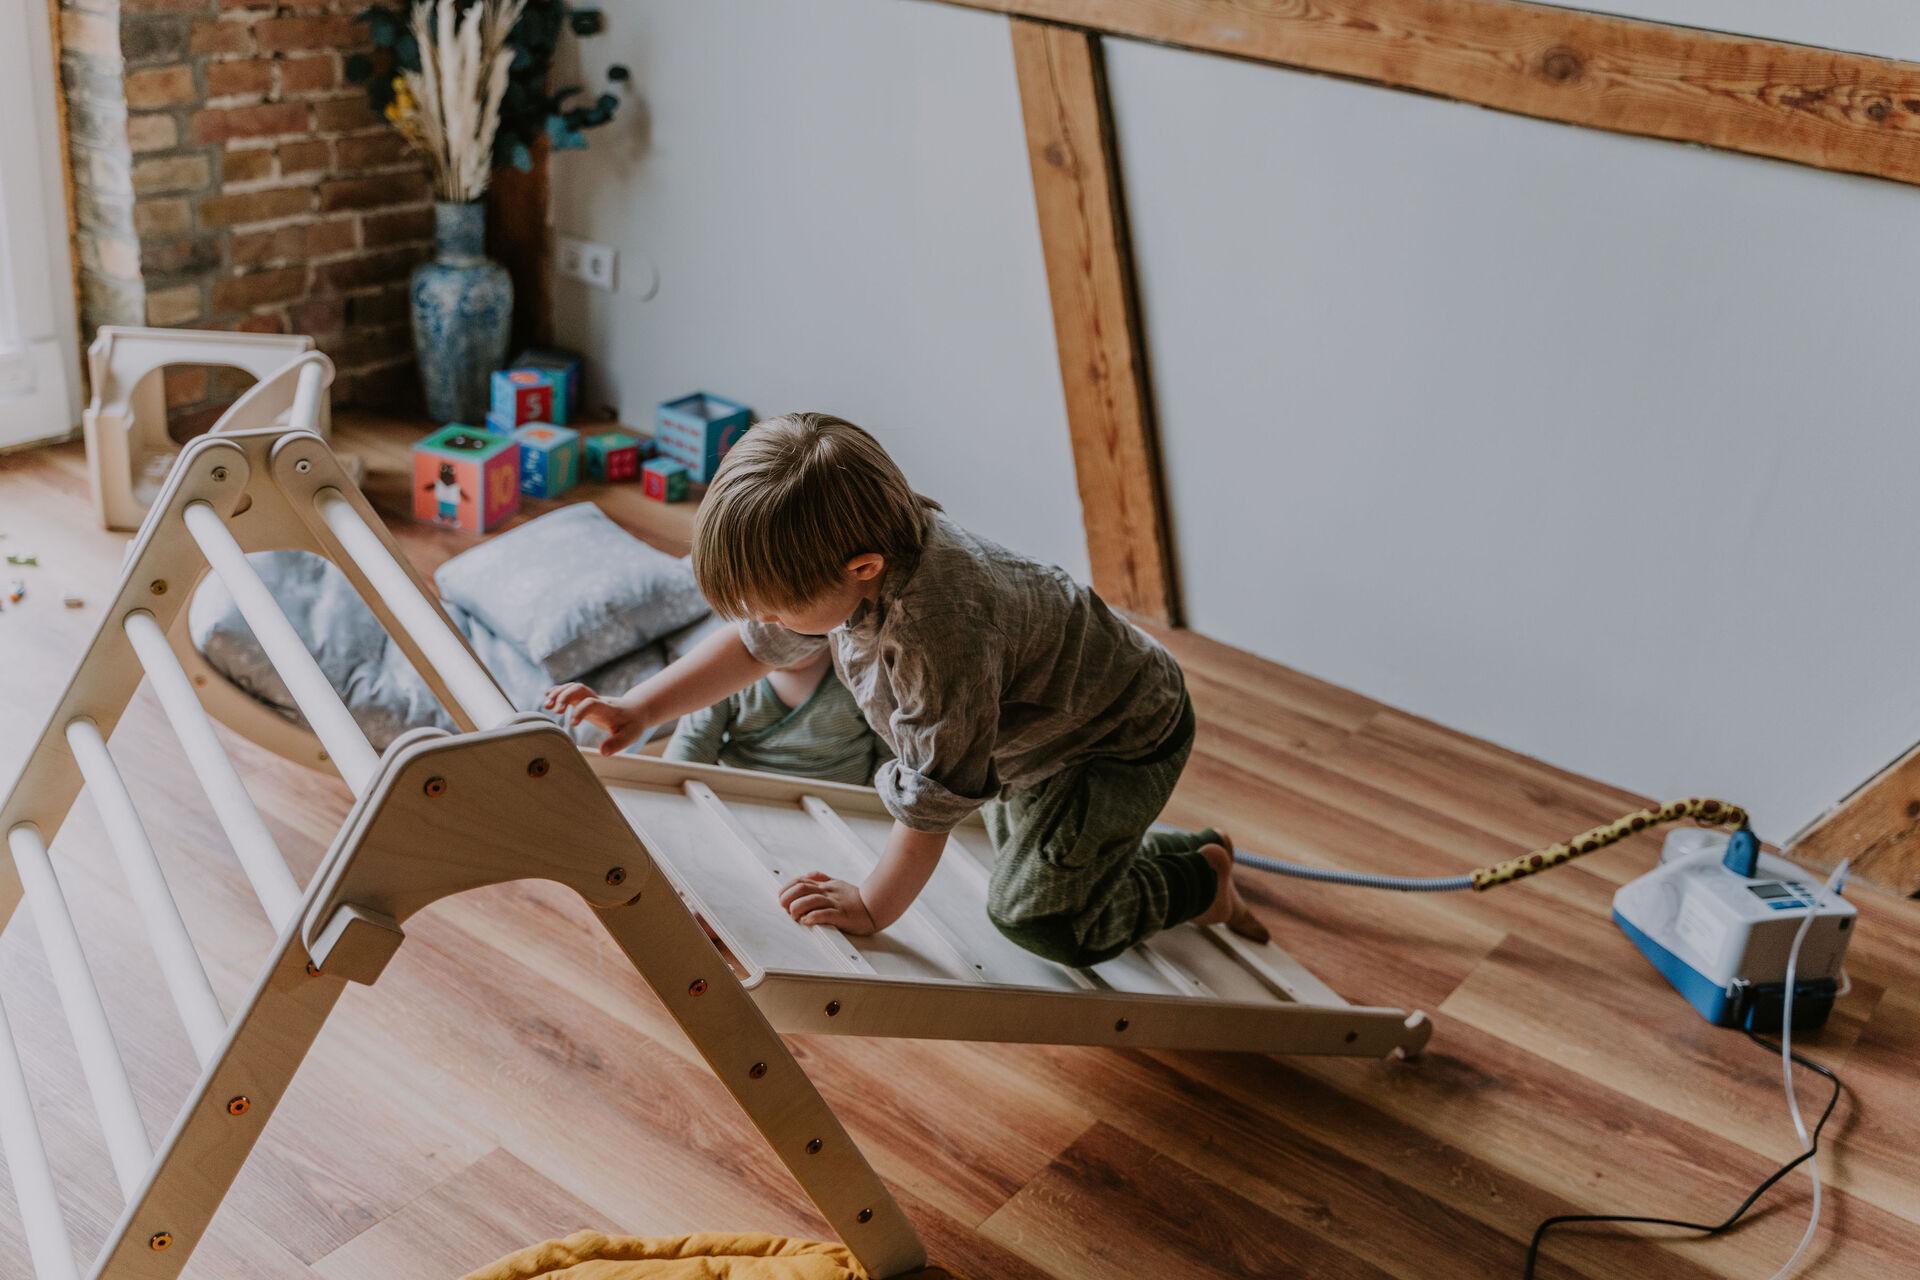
[433,503,710,683]
[188,549,458,750]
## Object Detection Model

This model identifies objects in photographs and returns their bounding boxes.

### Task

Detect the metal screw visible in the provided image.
[150,1233,173,1252]
[688,979,707,996]
[226,1096,250,1116]
[748,1062,767,1080]
[857,1208,873,1224]
[149,579,167,596]
[605,866,626,886]
[423,776,447,798]
[527,757,550,777]
[824,1000,841,1017]
[295,459,311,473]
[805,1138,822,1155]
[211,466,228,481]
[1114,1017,1130,1033]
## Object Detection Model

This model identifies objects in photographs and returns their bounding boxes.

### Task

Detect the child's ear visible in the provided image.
[846,553,885,582]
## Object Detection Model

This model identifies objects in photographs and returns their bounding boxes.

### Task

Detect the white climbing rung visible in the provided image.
[313,486,517,731]
[182,499,381,795]
[286,358,326,435]
[5,824,152,1200]
[0,995,82,1280]
[65,718,228,1067]
[122,609,303,931]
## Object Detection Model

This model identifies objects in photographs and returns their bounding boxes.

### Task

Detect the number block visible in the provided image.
[514,423,580,498]
[413,425,521,533]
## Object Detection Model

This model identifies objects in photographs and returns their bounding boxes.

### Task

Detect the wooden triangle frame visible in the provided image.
[0,411,1428,1280]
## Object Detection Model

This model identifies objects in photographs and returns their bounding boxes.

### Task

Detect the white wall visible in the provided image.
[1107,39,1920,840]
[1571,3,1920,61]
[549,0,1089,582]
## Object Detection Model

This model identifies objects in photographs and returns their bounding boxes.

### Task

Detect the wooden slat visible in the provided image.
[1011,19,1180,624]
[974,0,1920,187]
[1788,741,1920,896]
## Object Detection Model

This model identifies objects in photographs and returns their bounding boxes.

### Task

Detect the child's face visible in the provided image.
[756,554,884,636]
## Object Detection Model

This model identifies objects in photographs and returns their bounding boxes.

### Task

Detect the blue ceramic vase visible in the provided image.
[411,201,512,424]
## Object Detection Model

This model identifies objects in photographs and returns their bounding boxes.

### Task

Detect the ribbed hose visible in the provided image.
[1225,797,1750,894]
[1230,852,1473,892]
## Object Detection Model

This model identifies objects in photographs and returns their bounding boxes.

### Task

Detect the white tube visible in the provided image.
[123,610,303,931]
[6,823,152,1200]
[0,995,83,1280]
[65,719,228,1068]
[314,487,516,730]
[182,501,380,795]
[287,359,325,436]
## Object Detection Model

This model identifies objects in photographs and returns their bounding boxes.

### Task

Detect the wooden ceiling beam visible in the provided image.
[951,0,1920,187]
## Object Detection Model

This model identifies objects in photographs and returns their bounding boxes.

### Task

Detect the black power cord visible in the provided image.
[1523,1028,1843,1278]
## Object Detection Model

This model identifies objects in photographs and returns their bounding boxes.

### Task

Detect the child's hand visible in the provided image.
[541,683,650,755]
[779,872,878,935]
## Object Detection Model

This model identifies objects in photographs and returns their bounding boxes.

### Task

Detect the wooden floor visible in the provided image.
[3,421,1919,1279]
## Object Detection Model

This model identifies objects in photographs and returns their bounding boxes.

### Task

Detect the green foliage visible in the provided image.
[348,1,628,172]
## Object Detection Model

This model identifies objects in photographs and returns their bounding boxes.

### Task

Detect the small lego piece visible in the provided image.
[6,554,37,566]
[63,592,85,609]
[7,581,24,604]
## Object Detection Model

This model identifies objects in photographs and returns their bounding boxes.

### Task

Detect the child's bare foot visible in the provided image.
[1198,833,1270,943]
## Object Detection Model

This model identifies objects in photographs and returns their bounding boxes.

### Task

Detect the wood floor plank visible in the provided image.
[1006,1044,1712,1280]
[311,1147,606,1280]
[982,1122,1400,1280]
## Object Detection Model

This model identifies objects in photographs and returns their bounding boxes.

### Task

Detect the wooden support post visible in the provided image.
[1011,19,1180,625]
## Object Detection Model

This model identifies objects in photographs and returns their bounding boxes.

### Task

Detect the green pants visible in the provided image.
[982,698,1219,968]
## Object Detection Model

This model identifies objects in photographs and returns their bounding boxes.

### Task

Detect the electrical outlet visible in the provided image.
[555,234,618,291]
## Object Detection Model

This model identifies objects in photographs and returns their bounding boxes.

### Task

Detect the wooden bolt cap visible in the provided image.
[688,978,707,996]
[423,776,447,798]
[805,1138,823,1155]
[1114,1017,1129,1032]
[824,1000,841,1017]
[149,580,167,595]
[226,1096,250,1116]
[528,757,550,777]
[149,1233,173,1251]
[857,1208,873,1224]
[748,1062,767,1079]
[605,866,626,886]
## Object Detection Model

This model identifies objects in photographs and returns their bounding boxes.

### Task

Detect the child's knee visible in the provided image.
[987,906,1123,969]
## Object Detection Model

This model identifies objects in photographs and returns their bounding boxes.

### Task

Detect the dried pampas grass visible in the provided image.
[389,0,526,202]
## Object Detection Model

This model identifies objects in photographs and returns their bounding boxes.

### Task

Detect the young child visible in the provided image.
[660,647,889,785]
[542,413,1265,967]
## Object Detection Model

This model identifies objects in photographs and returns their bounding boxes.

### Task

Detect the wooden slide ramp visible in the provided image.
[600,762,1432,1059]
[0,400,1428,1280]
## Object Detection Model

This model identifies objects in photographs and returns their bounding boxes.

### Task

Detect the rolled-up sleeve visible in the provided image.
[738,619,827,667]
[873,632,1001,832]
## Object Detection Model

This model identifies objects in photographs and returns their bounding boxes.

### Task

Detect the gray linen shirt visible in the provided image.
[739,510,1186,832]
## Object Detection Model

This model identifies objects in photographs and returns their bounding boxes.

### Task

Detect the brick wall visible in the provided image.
[60,0,435,427]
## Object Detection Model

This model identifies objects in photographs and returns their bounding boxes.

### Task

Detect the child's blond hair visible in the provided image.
[692,413,937,618]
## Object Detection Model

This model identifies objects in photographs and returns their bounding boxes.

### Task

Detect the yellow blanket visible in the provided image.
[460,1231,964,1280]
